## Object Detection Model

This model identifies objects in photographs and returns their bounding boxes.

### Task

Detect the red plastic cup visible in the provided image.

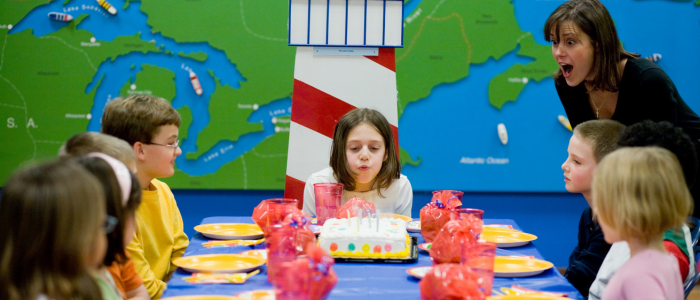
[461,240,496,296]
[431,190,464,207]
[313,183,343,226]
[265,224,297,283]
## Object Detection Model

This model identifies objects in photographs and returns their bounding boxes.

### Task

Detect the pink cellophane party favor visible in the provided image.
[281,213,316,256]
[429,216,483,264]
[274,243,337,300]
[419,263,484,300]
[420,191,463,243]
[336,197,376,218]
[252,198,299,234]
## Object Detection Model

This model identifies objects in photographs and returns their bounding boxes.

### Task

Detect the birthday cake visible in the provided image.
[318,217,410,258]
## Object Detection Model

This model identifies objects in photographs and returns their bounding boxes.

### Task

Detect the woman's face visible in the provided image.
[551,21,596,87]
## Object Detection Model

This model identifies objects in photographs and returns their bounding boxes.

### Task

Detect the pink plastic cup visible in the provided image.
[313,183,343,226]
[265,224,297,283]
[450,208,484,221]
[461,240,497,296]
[264,198,299,228]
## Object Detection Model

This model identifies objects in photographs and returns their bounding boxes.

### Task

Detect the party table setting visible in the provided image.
[161,189,583,300]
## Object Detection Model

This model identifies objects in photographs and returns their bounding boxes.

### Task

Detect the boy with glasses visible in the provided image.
[102,95,188,299]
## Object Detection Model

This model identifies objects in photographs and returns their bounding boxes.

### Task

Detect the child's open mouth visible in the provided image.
[561,63,573,78]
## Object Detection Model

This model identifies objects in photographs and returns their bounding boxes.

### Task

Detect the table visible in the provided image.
[162,217,583,300]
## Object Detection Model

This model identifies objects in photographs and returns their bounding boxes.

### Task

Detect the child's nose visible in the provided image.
[561,160,569,172]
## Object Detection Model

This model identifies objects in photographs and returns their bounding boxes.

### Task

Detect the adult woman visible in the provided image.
[544,0,700,215]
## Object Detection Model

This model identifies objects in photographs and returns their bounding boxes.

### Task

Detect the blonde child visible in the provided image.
[59,132,139,172]
[589,120,697,300]
[102,95,189,299]
[593,147,692,300]
[560,119,625,298]
[61,132,150,300]
[303,108,413,217]
[0,160,113,300]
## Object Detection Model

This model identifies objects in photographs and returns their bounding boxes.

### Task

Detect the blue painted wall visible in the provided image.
[173,189,589,267]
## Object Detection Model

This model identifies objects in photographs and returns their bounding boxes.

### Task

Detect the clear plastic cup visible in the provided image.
[313,183,343,226]
[461,240,497,297]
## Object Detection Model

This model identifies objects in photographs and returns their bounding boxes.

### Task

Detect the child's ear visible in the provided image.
[384,151,388,162]
[133,142,147,162]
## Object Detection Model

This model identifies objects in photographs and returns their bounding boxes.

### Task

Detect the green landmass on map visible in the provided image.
[166,131,289,189]
[0,15,159,183]
[178,51,208,62]
[185,72,265,160]
[119,64,176,100]
[177,106,193,142]
[488,35,558,109]
[139,0,295,186]
[400,147,421,167]
[0,0,48,26]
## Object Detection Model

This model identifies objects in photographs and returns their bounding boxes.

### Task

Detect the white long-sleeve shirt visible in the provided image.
[302,167,413,218]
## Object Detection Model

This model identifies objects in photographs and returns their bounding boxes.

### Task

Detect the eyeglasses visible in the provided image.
[144,139,180,150]
[103,215,119,234]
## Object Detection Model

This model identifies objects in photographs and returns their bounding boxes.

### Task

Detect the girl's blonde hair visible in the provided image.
[0,160,105,300]
[592,147,693,245]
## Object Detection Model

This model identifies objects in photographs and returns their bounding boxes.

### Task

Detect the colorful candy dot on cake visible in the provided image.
[348,243,356,251]
[385,244,392,252]
[374,245,382,253]
[330,243,338,251]
[339,228,346,231]
[362,244,370,253]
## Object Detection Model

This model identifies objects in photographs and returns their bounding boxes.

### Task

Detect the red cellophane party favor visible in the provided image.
[419,263,484,300]
[252,198,299,234]
[281,212,316,256]
[420,191,463,243]
[336,197,376,218]
[307,243,338,300]
[274,243,337,300]
[429,215,483,264]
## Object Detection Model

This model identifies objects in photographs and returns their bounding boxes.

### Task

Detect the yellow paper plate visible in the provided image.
[494,256,554,278]
[482,229,537,247]
[487,295,570,300]
[406,266,431,278]
[162,296,243,300]
[173,254,266,273]
[379,213,412,222]
[195,223,264,240]
[239,249,268,261]
[235,290,275,300]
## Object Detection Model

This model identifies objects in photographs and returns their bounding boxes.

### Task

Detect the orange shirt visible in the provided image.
[106,252,144,300]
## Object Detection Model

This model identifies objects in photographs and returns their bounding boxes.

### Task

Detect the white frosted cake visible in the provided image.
[318,217,410,258]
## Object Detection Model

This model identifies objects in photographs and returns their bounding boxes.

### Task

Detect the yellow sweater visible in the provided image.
[127,179,189,299]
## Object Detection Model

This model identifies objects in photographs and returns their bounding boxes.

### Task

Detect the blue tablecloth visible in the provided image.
[162,217,583,299]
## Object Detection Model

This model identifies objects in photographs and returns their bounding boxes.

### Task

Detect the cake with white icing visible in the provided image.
[318,217,410,258]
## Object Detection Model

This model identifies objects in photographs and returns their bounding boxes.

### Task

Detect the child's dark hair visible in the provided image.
[330,108,400,195]
[73,156,142,266]
[617,120,699,189]
[0,160,104,300]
